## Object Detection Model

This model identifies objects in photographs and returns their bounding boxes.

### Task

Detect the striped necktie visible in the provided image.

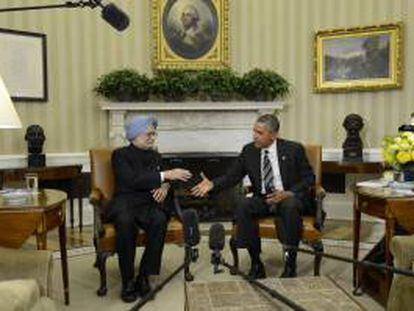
[263,150,274,193]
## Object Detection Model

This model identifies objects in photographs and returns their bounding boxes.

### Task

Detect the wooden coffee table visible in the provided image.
[0,189,69,305]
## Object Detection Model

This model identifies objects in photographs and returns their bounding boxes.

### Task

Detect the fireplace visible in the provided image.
[162,152,241,221]
[101,100,285,221]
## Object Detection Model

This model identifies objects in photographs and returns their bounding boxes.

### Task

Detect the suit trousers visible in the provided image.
[111,201,168,286]
[235,195,303,261]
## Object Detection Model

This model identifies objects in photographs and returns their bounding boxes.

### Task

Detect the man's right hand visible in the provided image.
[190,172,213,197]
[163,168,192,182]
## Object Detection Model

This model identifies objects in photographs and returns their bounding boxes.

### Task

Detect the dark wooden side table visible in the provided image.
[322,161,384,193]
[0,189,70,305]
[353,186,414,306]
[0,165,84,231]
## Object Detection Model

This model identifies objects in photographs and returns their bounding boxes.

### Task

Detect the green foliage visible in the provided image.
[239,69,290,101]
[151,70,198,102]
[196,69,240,101]
[94,69,150,101]
[94,67,290,102]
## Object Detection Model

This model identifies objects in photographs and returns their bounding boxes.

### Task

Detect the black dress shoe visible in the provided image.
[280,250,297,278]
[248,260,266,279]
[121,281,138,303]
[280,265,297,278]
[135,275,152,297]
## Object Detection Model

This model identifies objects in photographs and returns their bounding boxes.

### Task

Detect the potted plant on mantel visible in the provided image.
[239,68,290,101]
[150,70,198,102]
[196,69,240,101]
[94,69,151,102]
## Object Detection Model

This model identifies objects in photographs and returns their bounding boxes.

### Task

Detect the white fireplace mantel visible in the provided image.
[101,101,285,153]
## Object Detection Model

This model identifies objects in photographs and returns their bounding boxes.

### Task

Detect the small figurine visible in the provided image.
[342,114,364,162]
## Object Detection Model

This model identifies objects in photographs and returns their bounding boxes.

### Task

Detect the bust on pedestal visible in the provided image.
[25,124,46,167]
[342,113,364,162]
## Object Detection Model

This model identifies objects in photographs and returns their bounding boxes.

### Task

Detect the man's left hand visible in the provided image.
[152,183,170,203]
[265,190,293,205]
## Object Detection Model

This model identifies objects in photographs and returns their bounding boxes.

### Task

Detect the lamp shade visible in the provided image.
[0,74,22,129]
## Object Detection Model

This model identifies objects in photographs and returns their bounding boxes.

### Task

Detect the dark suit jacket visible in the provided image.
[108,144,164,219]
[213,139,316,213]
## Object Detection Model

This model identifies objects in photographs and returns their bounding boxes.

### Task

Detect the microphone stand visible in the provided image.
[0,1,102,13]
[211,254,306,311]
[130,245,199,311]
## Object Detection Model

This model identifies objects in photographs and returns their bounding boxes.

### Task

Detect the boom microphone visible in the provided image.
[182,209,200,247]
[209,223,225,274]
[100,2,130,32]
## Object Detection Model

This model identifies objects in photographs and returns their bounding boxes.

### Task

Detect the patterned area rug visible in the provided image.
[185,276,365,311]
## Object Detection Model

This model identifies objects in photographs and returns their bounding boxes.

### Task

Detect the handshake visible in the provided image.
[162,169,214,197]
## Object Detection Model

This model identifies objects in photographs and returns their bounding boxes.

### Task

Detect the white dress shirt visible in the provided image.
[261,140,284,194]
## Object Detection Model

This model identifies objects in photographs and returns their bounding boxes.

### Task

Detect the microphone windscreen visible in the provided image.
[101,3,130,32]
[182,209,200,247]
[209,223,225,251]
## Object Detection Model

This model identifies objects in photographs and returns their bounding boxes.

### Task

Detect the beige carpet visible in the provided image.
[51,238,384,311]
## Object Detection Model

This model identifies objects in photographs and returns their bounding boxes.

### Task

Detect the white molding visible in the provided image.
[0,152,90,172]
[323,148,382,162]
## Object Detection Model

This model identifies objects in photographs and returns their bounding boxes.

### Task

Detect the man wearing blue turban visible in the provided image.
[109,115,192,303]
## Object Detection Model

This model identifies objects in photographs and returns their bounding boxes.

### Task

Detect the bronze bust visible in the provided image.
[342,114,364,162]
[25,124,46,167]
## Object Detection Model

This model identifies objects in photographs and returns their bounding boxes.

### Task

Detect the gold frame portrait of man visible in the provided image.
[152,0,229,69]
[314,23,403,93]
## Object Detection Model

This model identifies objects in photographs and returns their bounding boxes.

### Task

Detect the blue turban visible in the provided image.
[125,115,158,141]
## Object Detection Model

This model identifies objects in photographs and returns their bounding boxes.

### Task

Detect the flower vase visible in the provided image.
[402,162,414,182]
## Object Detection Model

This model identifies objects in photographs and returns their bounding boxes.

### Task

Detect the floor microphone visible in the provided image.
[130,209,200,310]
[209,223,225,274]
[182,209,200,247]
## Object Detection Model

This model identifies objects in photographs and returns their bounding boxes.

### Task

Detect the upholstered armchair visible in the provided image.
[89,148,189,297]
[387,235,414,311]
[0,246,55,311]
[229,144,326,276]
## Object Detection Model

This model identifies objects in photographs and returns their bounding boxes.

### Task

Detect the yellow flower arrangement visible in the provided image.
[382,131,414,169]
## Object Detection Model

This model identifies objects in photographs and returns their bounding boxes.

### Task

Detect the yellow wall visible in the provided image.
[0,0,412,154]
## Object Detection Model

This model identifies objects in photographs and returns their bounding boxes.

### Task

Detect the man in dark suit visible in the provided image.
[191,114,315,278]
[109,115,192,302]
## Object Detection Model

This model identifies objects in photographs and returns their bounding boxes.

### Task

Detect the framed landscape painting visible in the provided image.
[314,23,403,92]
[152,0,229,69]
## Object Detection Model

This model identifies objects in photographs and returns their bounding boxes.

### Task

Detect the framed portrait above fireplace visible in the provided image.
[314,23,403,92]
[152,0,229,69]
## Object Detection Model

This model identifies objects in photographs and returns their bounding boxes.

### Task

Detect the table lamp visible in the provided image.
[0,74,21,129]
[0,74,22,188]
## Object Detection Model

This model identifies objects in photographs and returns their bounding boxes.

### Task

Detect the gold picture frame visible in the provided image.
[152,0,229,69]
[314,23,403,92]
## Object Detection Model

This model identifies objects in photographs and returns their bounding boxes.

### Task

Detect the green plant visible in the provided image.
[196,69,239,101]
[94,69,150,101]
[239,69,290,101]
[151,70,198,101]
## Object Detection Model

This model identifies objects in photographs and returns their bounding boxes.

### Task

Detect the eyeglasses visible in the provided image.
[144,131,158,138]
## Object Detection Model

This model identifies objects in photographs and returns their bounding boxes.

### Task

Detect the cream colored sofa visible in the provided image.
[0,246,56,311]
[387,235,414,311]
